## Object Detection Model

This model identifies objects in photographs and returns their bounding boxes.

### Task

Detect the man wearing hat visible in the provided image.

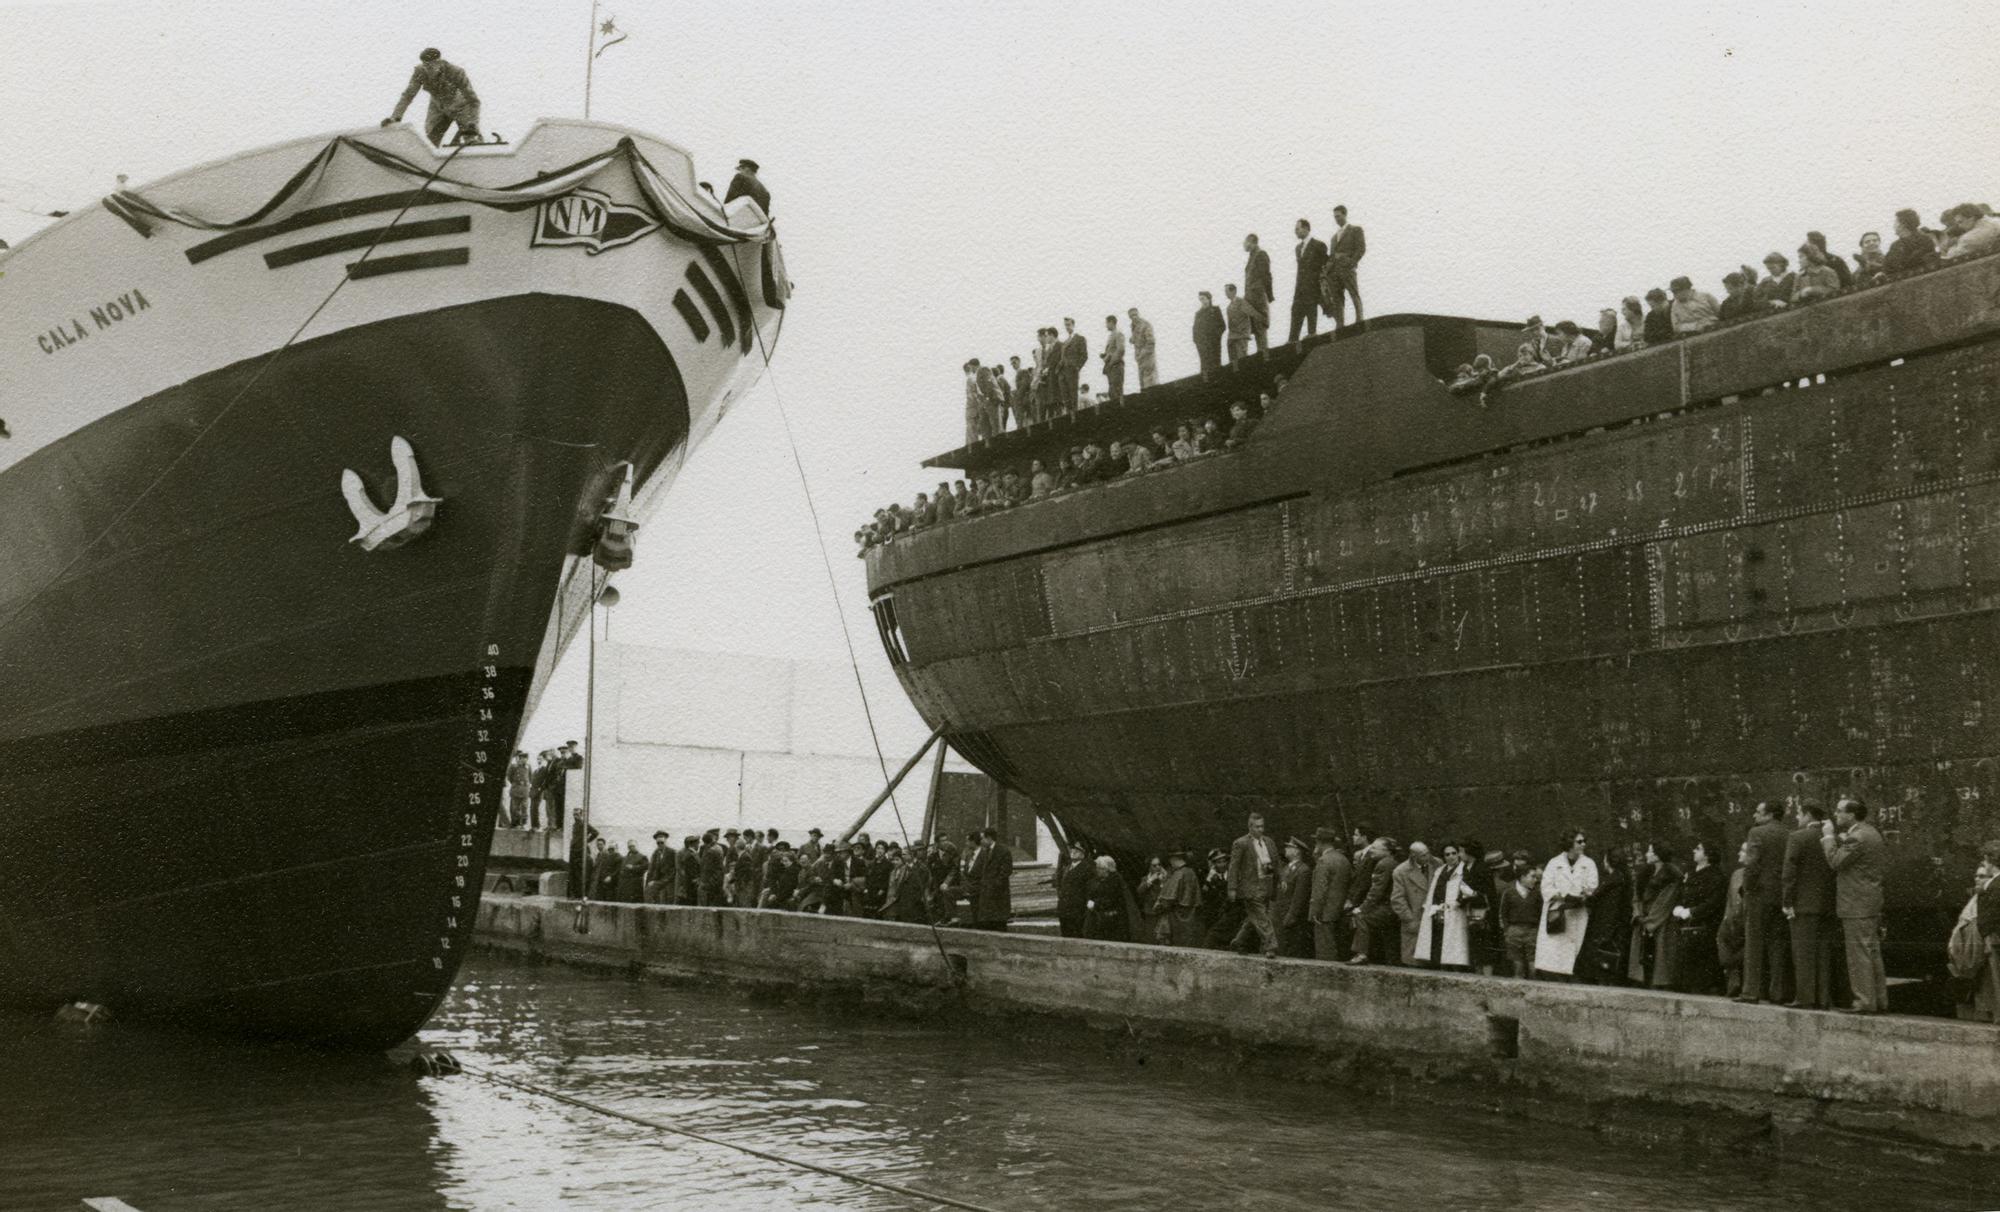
[617,839,649,904]
[724,158,771,215]
[1309,827,1354,961]
[800,827,824,864]
[382,48,483,146]
[698,828,726,907]
[1200,847,1239,947]
[730,831,761,908]
[675,834,701,905]
[505,751,531,830]
[1226,812,1281,957]
[1276,837,1315,958]
[969,827,1014,931]
[645,831,676,905]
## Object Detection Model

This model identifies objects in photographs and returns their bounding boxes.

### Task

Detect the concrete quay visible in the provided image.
[475,895,2000,1167]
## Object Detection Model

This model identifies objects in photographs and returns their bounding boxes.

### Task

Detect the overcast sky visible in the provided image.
[3,0,1994,755]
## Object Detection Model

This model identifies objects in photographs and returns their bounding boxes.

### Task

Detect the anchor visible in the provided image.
[341,436,442,552]
[592,462,639,571]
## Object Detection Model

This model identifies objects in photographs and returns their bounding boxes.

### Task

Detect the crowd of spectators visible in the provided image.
[1060,801,2000,1023]
[1447,203,1999,404]
[858,384,1282,551]
[577,825,1019,930]
[548,797,2000,1023]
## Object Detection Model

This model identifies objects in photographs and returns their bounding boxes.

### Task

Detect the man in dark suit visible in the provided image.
[1289,219,1328,345]
[1226,811,1281,956]
[1347,836,1399,964]
[675,834,701,905]
[1737,801,1794,1004]
[1058,318,1088,415]
[1782,801,1838,1008]
[645,831,676,905]
[1192,290,1225,378]
[697,828,726,907]
[1241,234,1273,354]
[1308,826,1353,961]
[1822,798,1889,1013]
[970,827,1014,930]
[723,158,771,215]
[1323,204,1366,331]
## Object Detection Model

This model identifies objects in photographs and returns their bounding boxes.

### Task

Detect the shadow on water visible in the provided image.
[4,951,1997,1211]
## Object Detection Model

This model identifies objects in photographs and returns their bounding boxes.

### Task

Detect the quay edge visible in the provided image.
[476,894,2000,1168]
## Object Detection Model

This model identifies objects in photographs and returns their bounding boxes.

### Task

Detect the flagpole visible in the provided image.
[584,0,598,118]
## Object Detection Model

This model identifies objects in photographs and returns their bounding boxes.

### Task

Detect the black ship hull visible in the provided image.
[0,293,687,1047]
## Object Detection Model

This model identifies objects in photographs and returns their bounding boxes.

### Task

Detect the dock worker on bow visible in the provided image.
[382,48,483,146]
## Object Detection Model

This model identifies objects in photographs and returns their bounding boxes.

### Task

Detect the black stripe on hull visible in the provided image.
[264,216,472,268]
[673,289,710,342]
[185,190,455,264]
[348,247,470,279]
[683,262,735,347]
[0,292,691,1047]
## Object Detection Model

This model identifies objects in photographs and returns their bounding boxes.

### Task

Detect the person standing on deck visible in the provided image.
[1241,234,1273,354]
[1289,218,1328,344]
[1101,315,1127,407]
[723,159,771,215]
[1192,291,1225,378]
[1535,828,1599,980]
[1323,205,1366,331]
[1058,319,1088,417]
[1127,308,1158,390]
[1223,285,1253,364]
[382,48,482,146]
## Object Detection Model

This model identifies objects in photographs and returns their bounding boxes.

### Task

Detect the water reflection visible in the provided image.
[2,952,1993,1210]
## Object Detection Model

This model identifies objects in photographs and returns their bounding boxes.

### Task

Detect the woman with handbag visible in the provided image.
[1535,828,1600,981]
[1672,839,1730,995]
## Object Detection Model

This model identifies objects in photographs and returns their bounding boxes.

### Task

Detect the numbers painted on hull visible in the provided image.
[431,643,506,987]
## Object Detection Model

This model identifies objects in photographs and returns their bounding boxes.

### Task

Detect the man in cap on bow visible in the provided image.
[382,48,483,146]
[724,158,771,215]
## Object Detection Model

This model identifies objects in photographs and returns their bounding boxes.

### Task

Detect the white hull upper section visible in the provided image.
[0,120,783,482]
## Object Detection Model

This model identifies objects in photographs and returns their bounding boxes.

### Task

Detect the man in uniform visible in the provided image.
[382,48,482,146]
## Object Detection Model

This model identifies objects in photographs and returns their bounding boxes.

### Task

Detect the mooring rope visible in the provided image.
[460,1062,1010,1212]
[727,241,968,991]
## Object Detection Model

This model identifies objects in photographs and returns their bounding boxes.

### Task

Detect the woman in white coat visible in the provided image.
[1414,842,1483,970]
[1536,828,1600,980]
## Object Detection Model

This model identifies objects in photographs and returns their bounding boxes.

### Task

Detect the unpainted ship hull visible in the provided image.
[867,255,2000,973]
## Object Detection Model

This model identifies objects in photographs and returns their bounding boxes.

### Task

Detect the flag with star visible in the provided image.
[594,14,629,58]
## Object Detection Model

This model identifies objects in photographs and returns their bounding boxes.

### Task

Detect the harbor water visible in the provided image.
[2,951,1989,1211]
